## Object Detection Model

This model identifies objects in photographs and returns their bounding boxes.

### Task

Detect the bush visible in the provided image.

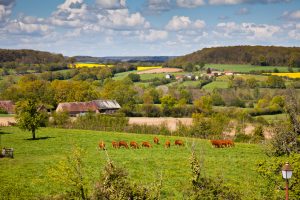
[257,153,300,199]
[188,150,242,200]
[0,107,8,114]
[92,159,161,200]
[127,73,140,82]
[50,111,70,127]
[265,123,300,156]
[141,104,161,117]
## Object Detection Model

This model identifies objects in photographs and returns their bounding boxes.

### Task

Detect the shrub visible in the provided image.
[0,107,7,114]
[187,150,242,200]
[50,111,70,127]
[257,153,300,199]
[265,123,299,156]
[141,104,161,117]
[127,73,141,82]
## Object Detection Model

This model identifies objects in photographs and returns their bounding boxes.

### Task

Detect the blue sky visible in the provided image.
[0,0,300,56]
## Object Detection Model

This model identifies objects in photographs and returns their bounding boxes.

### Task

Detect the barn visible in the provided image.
[0,101,15,114]
[56,100,121,116]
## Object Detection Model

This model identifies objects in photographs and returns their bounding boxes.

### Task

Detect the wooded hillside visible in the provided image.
[166,46,300,67]
[0,49,66,64]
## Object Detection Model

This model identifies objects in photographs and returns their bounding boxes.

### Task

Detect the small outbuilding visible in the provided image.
[56,100,121,116]
[0,101,15,114]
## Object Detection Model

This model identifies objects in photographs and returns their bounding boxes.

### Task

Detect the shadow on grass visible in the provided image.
[0,131,13,135]
[25,136,55,141]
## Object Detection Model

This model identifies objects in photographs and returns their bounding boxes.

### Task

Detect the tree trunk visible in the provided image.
[32,129,36,140]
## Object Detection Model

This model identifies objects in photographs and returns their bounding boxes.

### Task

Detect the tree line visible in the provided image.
[166,45,300,67]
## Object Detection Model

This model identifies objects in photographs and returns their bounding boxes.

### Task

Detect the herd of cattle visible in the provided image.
[98,137,234,150]
[98,137,184,150]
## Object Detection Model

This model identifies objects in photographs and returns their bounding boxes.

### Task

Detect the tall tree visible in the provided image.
[15,100,47,140]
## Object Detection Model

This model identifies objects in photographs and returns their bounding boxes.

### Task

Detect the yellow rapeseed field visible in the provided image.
[270,73,300,79]
[137,66,162,71]
[69,63,114,68]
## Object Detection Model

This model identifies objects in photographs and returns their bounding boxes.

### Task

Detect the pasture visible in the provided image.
[0,127,268,199]
[205,64,289,73]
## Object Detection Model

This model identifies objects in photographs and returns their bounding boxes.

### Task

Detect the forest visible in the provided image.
[166,46,300,68]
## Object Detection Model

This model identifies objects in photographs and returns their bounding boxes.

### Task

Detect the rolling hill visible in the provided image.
[166,46,300,67]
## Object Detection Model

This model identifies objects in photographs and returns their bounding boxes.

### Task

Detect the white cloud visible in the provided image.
[98,9,150,29]
[95,0,126,9]
[216,22,281,40]
[50,0,89,27]
[139,29,168,42]
[288,29,300,40]
[5,19,52,35]
[209,0,291,5]
[0,0,15,23]
[282,10,300,21]
[166,16,205,31]
[176,0,205,8]
[146,0,172,12]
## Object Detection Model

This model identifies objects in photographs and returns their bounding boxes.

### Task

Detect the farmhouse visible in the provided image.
[0,101,15,114]
[56,100,121,116]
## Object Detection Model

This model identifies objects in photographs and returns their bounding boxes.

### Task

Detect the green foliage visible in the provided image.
[141,104,162,117]
[15,100,48,139]
[127,73,141,82]
[211,90,225,106]
[50,111,70,127]
[257,153,300,199]
[92,159,161,200]
[100,78,137,107]
[188,150,242,200]
[265,123,299,156]
[68,113,129,132]
[191,113,230,138]
[194,95,212,114]
[160,95,176,109]
[266,76,286,88]
[167,46,300,67]
[0,107,8,114]
[48,145,88,199]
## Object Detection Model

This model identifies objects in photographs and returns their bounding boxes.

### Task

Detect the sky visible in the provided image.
[0,0,300,56]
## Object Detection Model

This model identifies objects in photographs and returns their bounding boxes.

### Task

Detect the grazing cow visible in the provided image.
[112,141,119,148]
[130,141,139,149]
[153,137,159,145]
[175,140,184,146]
[98,141,106,150]
[165,140,171,148]
[210,140,234,148]
[118,141,129,149]
[142,142,152,148]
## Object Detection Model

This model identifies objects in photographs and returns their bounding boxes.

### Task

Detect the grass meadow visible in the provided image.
[0,127,268,199]
[206,64,289,73]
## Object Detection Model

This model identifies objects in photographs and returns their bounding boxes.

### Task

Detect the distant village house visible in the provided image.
[56,100,121,116]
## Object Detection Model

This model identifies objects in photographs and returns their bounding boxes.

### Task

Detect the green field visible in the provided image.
[206,64,289,73]
[0,127,268,199]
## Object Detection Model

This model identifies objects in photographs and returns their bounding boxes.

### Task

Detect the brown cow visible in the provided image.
[165,140,171,148]
[175,140,184,146]
[153,137,159,145]
[98,141,106,150]
[142,141,152,148]
[130,141,139,149]
[118,141,129,149]
[112,141,119,149]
